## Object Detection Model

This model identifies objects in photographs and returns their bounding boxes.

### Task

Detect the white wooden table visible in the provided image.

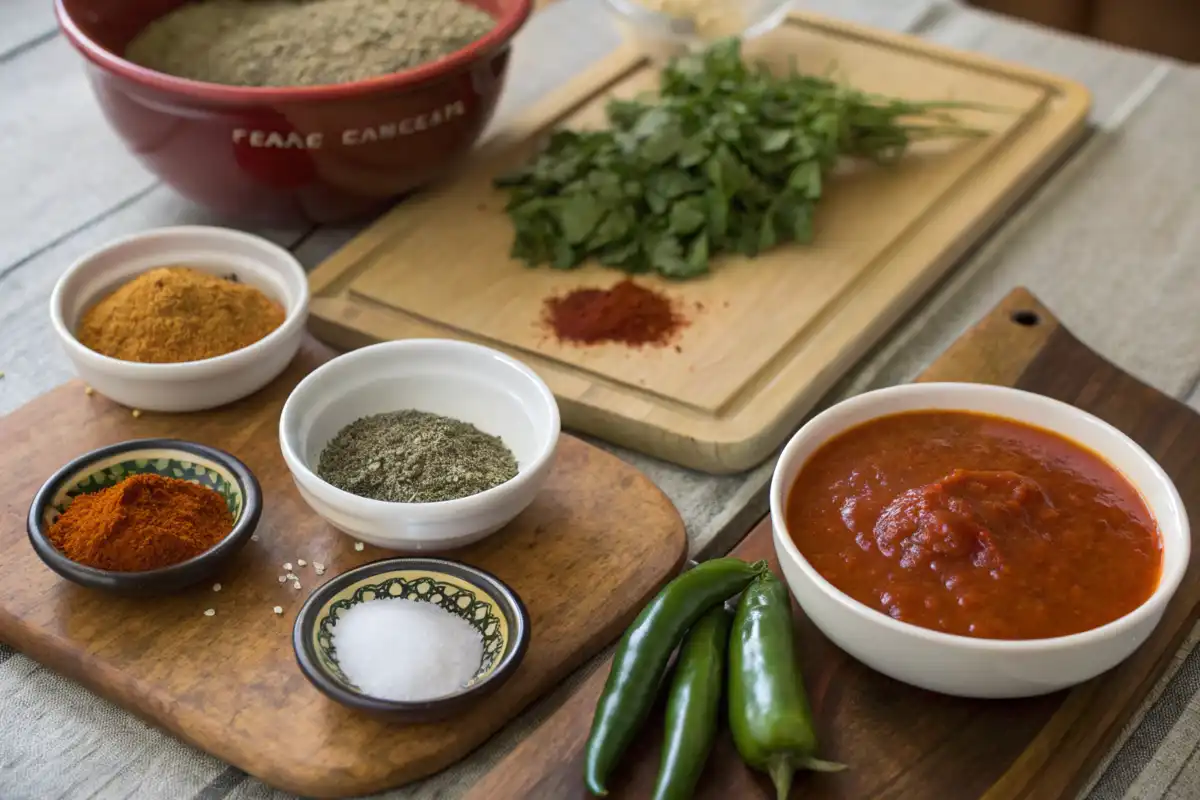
[2,1,1199,798]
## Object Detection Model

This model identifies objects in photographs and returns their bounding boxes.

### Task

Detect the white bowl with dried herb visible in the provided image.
[279,340,560,550]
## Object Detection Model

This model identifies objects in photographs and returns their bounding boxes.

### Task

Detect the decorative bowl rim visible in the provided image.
[292,556,531,713]
[27,437,263,580]
[54,0,533,104]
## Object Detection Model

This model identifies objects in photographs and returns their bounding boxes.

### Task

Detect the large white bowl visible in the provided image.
[770,382,1190,699]
[50,226,309,411]
[279,339,561,551]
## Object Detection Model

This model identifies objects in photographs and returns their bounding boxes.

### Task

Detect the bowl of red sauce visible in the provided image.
[54,0,530,225]
[770,383,1189,699]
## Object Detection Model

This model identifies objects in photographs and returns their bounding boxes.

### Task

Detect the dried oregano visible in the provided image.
[317,410,518,503]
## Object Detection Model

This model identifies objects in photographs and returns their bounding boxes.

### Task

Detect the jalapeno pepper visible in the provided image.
[651,603,732,800]
[728,572,845,799]
[585,558,767,796]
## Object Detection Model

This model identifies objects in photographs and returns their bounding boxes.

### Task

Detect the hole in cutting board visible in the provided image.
[1010,310,1041,327]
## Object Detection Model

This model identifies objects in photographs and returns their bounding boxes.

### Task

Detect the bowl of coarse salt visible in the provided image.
[293,557,530,721]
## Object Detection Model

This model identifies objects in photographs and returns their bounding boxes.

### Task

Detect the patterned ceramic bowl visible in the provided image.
[26,438,262,595]
[293,557,530,721]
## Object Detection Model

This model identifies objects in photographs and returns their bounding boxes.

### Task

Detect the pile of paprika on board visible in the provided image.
[48,473,234,572]
[542,279,686,347]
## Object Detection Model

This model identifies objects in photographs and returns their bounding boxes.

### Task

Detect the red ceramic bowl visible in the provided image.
[56,0,531,224]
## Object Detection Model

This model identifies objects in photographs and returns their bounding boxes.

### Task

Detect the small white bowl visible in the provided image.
[50,226,309,412]
[279,339,561,551]
[770,382,1190,699]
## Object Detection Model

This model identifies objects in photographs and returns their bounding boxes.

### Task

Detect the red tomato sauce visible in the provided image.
[785,410,1162,640]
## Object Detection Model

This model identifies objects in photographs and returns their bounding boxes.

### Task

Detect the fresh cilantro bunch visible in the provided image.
[494,38,986,279]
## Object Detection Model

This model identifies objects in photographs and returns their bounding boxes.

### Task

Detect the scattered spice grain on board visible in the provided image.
[125,0,496,88]
[76,267,285,364]
[332,598,483,701]
[317,410,518,503]
[48,473,233,571]
[204,609,216,617]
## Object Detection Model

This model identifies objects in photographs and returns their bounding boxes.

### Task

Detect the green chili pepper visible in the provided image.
[651,604,732,800]
[729,572,845,799]
[585,558,767,796]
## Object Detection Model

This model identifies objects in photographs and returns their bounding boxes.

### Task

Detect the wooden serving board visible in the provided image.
[306,13,1091,474]
[0,339,687,798]
[465,287,1200,800]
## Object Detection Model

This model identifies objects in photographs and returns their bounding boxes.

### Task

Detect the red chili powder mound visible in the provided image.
[543,279,686,347]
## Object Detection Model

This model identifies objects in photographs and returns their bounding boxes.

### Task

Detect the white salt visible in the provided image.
[332,598,484,702]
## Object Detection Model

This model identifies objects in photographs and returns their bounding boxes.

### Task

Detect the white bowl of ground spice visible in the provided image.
[279,339,560,550]
[50,226,309,412]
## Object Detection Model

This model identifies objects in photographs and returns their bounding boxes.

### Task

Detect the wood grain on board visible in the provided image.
[0,339,688,798]
[465,287,1200,800]
[306,13,1091,475]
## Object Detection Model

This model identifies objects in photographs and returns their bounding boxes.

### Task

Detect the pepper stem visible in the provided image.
[768,756,795,800]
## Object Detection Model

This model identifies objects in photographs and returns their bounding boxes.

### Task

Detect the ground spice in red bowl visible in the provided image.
[542,279,686,347]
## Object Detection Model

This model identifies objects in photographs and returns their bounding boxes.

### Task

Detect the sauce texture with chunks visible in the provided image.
[785,410,1162,640]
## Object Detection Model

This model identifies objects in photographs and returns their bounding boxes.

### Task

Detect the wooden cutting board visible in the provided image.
[306,13,1091,475]
[0,339,688,798]
[464,287,1200,800]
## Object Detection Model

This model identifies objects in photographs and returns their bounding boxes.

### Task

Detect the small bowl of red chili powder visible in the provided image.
[27,438,262,595]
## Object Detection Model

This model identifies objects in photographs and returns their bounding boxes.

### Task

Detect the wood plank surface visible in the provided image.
[464,287,1200,800]
[0,0,57,57]
[0,339,689,798]
[305,12,1090,475]
[0,36,155,270]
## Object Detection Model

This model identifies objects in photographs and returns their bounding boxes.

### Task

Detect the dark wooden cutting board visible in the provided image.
[465,287,1200,800]
[0,339,688,798]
